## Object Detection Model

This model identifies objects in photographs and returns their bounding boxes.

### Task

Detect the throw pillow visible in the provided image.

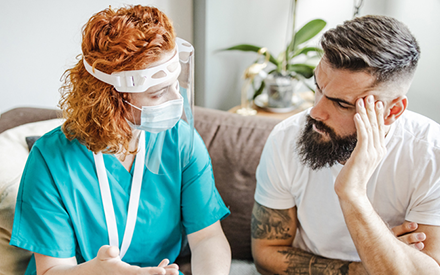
[25,136,41,151]
[0,118,63,275]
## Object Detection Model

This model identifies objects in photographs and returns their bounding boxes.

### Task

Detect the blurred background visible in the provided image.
[1,0,439,122]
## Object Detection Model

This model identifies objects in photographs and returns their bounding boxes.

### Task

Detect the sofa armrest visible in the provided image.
[0,115,64,275]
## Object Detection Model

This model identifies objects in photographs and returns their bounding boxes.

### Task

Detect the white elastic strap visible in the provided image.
[124,100,142,111]
[94,131,146,259]
[84,59,121,87]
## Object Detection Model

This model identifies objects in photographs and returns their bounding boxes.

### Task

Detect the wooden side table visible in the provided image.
[228,92,314,120]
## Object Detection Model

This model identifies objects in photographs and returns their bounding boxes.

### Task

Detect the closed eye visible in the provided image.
[325,96,354,109]
[150,86,169,98]
[335,101,351,109]
[315,78,354,109]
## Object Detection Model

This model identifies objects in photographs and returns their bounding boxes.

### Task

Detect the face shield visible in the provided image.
[84,37,195,174]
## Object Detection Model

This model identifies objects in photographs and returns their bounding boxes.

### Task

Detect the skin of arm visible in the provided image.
[251,204,428,275]
[251,202,369,275]
[34,245,179,275]
[335,95,440,274]
[187,220,231,275]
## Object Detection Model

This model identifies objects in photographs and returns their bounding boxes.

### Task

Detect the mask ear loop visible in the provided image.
[124,100,142,126]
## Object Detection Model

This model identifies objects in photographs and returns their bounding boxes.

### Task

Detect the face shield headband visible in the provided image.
[83,38,193,93]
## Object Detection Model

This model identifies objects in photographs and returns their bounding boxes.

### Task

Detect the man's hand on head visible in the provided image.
[334,95,387,201]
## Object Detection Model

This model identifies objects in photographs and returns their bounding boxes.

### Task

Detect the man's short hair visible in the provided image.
[320,15,420,84]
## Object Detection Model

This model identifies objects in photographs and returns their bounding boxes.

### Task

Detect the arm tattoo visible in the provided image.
[252,203,359,274]
[278,247,351,275]
[251,203,293,240]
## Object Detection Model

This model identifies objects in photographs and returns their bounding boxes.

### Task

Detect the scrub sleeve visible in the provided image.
[181,130,230,234]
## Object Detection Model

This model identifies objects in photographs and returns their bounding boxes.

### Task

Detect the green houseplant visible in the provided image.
[223,0,326,108]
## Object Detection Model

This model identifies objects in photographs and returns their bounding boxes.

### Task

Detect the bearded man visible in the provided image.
[252,15,440,274]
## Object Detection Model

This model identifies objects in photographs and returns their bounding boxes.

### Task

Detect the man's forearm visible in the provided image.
[251,202,364,275]
[339,195,440,274]
[254,246,365,275]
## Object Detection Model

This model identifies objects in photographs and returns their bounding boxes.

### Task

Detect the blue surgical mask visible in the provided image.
[125,95,183,133]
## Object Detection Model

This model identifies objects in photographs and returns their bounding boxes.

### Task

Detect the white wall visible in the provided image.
[0,0,192,113]
[196,0,440,123]
[196,0,378,109]
[2,1,439,123]
[384,0,440,123]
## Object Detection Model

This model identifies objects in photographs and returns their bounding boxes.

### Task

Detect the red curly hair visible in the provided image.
[59,5,175,154]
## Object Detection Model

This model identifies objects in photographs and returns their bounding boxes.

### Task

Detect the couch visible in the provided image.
[0,106,281,275]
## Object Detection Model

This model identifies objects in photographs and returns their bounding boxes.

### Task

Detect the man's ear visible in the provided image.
[384,96,408,125]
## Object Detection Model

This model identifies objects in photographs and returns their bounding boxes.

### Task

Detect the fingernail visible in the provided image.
[358,99,364,108]
[415,242,424,250]
[377,101,383,109]
[417,233,425,241]
[367,96,373,103]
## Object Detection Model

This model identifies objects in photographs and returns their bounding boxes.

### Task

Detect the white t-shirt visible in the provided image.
[255,108,440,262]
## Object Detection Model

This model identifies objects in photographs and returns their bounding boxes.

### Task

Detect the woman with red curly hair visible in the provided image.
[10,5,231,275]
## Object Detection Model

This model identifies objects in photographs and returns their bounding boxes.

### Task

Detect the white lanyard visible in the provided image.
[93,131,146,259]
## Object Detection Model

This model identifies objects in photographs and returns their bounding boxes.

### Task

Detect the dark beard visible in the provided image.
[297,115,357,170]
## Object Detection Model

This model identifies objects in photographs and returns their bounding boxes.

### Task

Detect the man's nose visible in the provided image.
[310,93,329,122]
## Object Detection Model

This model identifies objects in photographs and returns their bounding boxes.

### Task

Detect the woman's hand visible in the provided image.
[35,245,179,275]
[91,246,179,275]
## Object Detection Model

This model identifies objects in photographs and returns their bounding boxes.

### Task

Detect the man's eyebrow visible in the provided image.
[313,74,355,107]
[313,74,320,90]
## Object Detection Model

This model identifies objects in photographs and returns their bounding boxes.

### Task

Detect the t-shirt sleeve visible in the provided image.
[10,145,76,258]
[406,178,440,226]
[254,128,296,209]
[180,130,230,234]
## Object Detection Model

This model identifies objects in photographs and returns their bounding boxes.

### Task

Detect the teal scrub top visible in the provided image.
[10,120,230,274]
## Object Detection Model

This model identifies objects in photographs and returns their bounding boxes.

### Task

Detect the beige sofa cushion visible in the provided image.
[194,108,280,261]
[0,118,63,275]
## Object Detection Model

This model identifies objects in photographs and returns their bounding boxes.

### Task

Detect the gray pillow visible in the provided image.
[25,136,41,151]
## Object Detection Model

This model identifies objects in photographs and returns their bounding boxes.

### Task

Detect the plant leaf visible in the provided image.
[302,81,316,93]
[287,63,315,79]
[222,44,261,52]
[292,19,326,49]
[291,46,323,59]
[295,73,316,93]
[221,44,279,66]
[253,80,266,100]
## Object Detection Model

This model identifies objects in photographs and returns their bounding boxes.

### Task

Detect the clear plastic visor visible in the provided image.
[134,37,195,175]
[83,37,195,175]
